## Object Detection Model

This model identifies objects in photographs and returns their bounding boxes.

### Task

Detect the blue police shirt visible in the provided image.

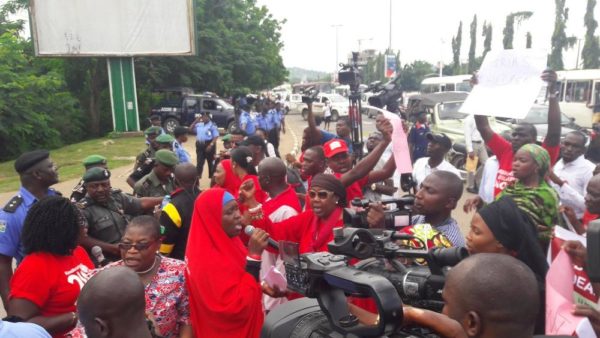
[173,140,191,163]
[271,109,284,129]
[0,187,58,263]
[239,111,256,135]
[320,130,353,154]
[194,121,219,143]
[266,109,278,130]
[255,114,268,131]
[0,320,51,337]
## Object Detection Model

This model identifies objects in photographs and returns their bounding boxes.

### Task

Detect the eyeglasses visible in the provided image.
[308,189,334,200]
[118,241,155,251]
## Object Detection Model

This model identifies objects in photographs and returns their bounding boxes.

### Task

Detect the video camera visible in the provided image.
[366,75,403,113]
[338,52,363,91]
[269,228,468,338]
[343,196,415,229]
[301,86,320,104]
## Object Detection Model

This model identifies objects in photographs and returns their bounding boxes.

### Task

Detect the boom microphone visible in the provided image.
[244,225,279,250]
[91,246,110,267]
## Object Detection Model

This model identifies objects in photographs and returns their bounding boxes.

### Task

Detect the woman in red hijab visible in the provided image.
[213,159,241,196]
[231,146,268,204]
[240,173,346,254]
[185,188,270,338]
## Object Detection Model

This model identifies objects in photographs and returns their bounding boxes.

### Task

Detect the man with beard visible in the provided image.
[78,168,162,262]
[0,150,60,311]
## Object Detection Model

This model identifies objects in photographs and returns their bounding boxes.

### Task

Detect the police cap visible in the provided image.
[83,167,111,183]
[14,150,50,174]
[156,134,175,144]
[155,150,178,167]
[144,126,162,136]
[82,155,107,168]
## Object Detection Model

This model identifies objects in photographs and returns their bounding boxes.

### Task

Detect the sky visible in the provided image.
[256,0,600,73]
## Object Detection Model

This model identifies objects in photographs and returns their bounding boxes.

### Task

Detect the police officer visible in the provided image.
[70,154,108,203]
[0,150,60,311]
[239,104,256,135]
[78,168,161,262]
[268,101,286,157]
[127,133,175,188]
[159,163,200,260]
[173,126,191,164]
[133,150,178,198]
[189,112,219,179]
[135,126,162,171]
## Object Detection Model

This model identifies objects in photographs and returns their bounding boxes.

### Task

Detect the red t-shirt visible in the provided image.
[487,133,560,197]
[10,246,94,338]
[333,172,369,205]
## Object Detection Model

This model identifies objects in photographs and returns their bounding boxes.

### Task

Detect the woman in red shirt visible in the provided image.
[213,159,241,196]
[8,196,94,338]
[231,146,267,204]
[240,173,346,254]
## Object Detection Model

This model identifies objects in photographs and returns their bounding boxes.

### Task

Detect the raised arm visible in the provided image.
[341,118,392,187]
[367,156,396,186]
[543,69,561,147]
[474,115,495,142]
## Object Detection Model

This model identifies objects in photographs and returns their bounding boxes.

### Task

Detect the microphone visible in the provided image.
[91,246,110,267]
[244,225,279,250]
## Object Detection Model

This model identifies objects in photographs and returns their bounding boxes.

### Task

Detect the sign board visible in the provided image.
[385,55,397,78]
[459,49,547,119]
[29,0,196,56]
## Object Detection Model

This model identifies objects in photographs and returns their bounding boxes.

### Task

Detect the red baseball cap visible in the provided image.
[323,139,349,158]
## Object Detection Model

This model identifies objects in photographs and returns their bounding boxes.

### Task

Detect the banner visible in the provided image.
[385,55,397,79]
[459,49,547,119]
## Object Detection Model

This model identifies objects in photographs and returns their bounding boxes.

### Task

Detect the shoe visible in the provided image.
[466,187,478,194]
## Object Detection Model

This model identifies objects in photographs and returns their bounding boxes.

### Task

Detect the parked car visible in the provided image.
[495,104,581,142]
[284,94,304,115]
[149,89,236,134]
[300,93,349,121]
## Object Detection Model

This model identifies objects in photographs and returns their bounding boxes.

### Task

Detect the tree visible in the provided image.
[526,32,532,48]
[482,21,493,58]
[582,0,600,69]
[451,21,463,74]
[503,11,533,49]
[468,15,477,73]
[399,60,435,91]
[549,0,578,70]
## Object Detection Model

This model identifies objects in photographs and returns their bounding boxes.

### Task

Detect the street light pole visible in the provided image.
[388,0,392,52]
[331,24,343,74]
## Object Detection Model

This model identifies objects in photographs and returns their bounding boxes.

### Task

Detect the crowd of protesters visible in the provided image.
[2,68,600,338]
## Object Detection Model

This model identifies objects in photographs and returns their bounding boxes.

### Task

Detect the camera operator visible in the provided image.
[305,101,354,154]
[367,171,465,247]
[402,253,540,338]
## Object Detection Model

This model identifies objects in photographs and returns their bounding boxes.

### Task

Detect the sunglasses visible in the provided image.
[308,189,334,200]
[118,241,155,251]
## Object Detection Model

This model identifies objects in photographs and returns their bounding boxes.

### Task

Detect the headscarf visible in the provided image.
[518,143,551,180]
[498,144,560,242]
[185,188,263,338]
[478,196,548,283]
[310,173,347,206]
[218,159,242,197]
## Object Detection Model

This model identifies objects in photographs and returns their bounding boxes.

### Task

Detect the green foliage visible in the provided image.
[468,15,477,73]
[549,1,577,70]
[482,21,493,58]
[0,32,83,161]
[582,0,600,69]
[400,60,436,91]
[451,22,463,74]
[503,11,532,49]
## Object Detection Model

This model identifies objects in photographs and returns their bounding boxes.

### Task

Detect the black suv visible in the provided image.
[150,89,236,133]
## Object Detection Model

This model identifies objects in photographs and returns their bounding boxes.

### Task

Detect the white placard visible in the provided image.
[30,0,195,56]
[459,49,547,119]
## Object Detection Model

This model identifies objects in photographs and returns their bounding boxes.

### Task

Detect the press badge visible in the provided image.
[0,220,7,233]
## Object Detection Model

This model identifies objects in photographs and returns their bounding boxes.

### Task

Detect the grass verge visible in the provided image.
[0,136,146,193]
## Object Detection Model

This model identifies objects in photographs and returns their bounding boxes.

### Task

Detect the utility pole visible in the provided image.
[331,24,343,74]
[575,38,582,70]
[388,0,392,51]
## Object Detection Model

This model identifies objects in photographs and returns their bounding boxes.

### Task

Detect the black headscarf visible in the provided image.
[310,174,346,207]
[478,196,548,283]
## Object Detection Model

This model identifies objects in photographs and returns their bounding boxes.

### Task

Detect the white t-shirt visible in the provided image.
[412,157,461,188]
[323,102,331,117]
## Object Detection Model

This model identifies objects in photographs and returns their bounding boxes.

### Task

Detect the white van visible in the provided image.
[555,69,600,128]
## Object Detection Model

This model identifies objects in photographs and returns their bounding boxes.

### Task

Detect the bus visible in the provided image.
[420,75,472,94]
[292,82,335,94]
[555,69,600,128]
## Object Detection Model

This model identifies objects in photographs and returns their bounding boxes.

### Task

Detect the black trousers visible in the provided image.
[195,140,216,178]
[268,128,281,158]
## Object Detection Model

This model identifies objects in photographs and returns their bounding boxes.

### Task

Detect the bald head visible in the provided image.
[443,254,539,338]
[78,266,149,338]
[257,157,288,194]
[174,163,198,190]
[430,171,463,201]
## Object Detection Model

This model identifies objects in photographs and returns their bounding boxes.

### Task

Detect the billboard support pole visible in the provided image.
[107,57,139,132]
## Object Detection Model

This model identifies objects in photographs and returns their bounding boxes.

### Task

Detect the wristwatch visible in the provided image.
[371,183,377,191]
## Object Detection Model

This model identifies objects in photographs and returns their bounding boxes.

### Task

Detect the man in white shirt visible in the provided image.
[549,131,596,219]
[412,133,461,188]
[464,114,488,194]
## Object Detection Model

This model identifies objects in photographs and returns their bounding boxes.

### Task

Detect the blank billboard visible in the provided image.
[30,0,195,56]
